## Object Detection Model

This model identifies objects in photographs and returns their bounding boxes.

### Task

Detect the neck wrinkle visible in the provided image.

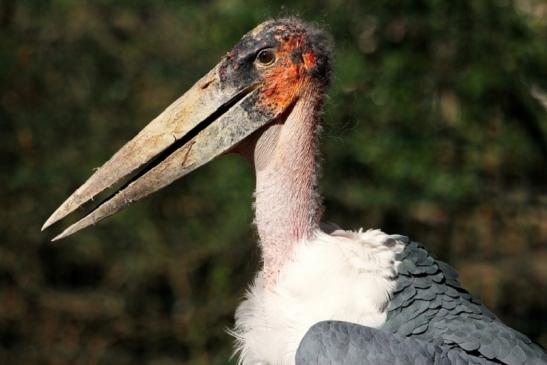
[254,86,323,286]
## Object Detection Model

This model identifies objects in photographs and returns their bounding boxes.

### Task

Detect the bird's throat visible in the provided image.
[253,87,323,286]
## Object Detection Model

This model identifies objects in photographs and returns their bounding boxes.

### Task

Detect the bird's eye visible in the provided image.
[256,49,276,66]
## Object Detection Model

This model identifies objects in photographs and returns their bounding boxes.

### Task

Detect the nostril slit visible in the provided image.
[200,79,213,89]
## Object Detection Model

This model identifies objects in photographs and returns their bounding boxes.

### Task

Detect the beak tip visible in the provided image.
[42,211,62,231]
[49,211,98,242]
[42,198,77,232]
[51,227,73,242]
[41,219,53,232]
[51,234,64,242]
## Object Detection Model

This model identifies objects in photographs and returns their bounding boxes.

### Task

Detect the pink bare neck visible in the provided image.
[250,86,323,285]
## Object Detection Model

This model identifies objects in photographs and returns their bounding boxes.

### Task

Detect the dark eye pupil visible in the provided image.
[257,49,275,65]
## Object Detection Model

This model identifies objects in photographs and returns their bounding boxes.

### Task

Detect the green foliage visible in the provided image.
[1,0,546,364]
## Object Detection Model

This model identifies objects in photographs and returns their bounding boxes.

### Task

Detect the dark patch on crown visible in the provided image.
[219,17,333,89]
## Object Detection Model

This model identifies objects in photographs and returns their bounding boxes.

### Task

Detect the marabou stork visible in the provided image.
[43,18,547,365]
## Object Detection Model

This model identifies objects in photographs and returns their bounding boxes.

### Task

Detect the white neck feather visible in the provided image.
[232,229,404,365]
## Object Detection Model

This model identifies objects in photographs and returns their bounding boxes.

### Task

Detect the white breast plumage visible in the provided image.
[231,229,405,365]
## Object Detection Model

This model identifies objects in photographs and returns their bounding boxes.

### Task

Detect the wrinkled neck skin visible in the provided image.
[238,84,324,287]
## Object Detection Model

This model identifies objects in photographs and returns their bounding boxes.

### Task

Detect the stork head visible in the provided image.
[42,17,332,240]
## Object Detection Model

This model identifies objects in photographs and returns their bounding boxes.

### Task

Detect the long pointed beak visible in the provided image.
[43,64,271,241]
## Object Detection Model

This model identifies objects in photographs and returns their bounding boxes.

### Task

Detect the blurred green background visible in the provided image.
[1,0,546,364]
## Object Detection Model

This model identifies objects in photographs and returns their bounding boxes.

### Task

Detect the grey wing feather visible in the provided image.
[382,239,547,365]
[295,320,498,365]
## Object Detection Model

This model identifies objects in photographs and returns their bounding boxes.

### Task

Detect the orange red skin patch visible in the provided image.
[257,35,317,116]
